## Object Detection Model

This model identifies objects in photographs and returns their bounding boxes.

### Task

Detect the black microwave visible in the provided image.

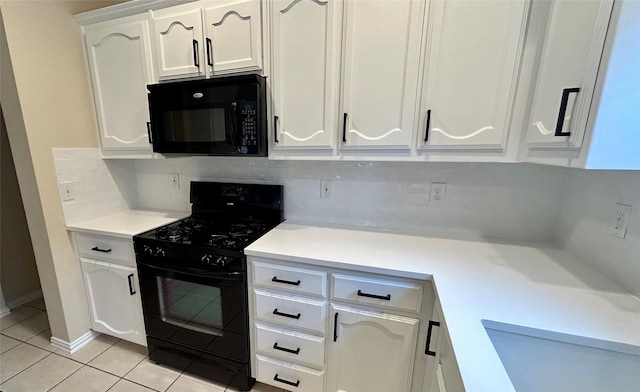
[147,74,267,156]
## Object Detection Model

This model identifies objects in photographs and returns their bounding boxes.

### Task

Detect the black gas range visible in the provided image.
[133,181,283,391]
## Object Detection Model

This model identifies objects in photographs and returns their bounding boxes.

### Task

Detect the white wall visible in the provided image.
[556,169,640,297]
[134,158,566,243]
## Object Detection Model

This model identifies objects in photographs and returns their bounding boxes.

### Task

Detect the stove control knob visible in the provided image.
[154,247,166,257]
[143,245,153,255]
[201,254,212,265]
[215,256,226,267]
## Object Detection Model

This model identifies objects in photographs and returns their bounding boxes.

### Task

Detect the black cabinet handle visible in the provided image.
[146,122,153,143]
[333,312,339,342]
[192,39,200,68]
[424,109,431,142]
[206,37,213,67]
[554,87,580,137]
[342,113,348,142]
[273,309,301,319]
[425,320,440,356]
[272,276,300,286]
[274,116,279,143]
[273,342,300,355]
[91,246,112,253]
[274,374,300,388]
[357,289,391,301]
[127,274,136,295]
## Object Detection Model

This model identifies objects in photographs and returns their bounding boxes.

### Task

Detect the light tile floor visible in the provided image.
[0,302,284,392]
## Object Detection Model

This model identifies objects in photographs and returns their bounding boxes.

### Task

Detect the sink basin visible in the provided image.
[483,320,640,392]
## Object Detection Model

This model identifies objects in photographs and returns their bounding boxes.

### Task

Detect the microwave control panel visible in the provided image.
[240,101,258,148]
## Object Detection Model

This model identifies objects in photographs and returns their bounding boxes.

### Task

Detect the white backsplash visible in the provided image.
[134,158,566,243]
[556,169,640,297]
[53,148,132,224]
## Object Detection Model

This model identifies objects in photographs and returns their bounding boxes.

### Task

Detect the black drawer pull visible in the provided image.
[333,312,339,342]
[273,309,301,319]
[357,289,391,301]
[274,116,279,143]
[425,320,441,356]
[342,113,348,142]
[273,342,300,355]
[91,246,112,253]
[272,276,301,286]
[274,374,300,388]
[554,87,580,137]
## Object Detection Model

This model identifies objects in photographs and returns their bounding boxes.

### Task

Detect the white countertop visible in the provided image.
[66,210,189,238]
[245,223,640,392]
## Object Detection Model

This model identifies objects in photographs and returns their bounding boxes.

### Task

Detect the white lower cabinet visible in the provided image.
[327,304,420,392]
[425,300,464,392]
[248,257,434,392]
[80,258,146,346]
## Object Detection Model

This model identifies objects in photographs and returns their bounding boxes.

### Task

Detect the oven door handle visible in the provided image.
[137,261,243,280]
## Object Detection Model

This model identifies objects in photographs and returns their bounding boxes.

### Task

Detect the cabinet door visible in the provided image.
[84,16,154,152]
[526,0,613,148]
[418,0,528,150]
[203,0,262,75]
[340,0,425,150]
[80,258,146,346]
[328,304,419,392]
[152,7,204,79]
[270,0,340,150]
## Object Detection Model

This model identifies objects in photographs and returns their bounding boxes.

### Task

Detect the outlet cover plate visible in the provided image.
[430,182,446,204]
[613,203,632,238]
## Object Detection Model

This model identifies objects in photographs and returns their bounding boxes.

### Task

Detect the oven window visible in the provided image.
[157,277,224,336]
[162,108,229,143]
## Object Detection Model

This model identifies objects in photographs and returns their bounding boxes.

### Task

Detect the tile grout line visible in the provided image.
[0,349,55,387]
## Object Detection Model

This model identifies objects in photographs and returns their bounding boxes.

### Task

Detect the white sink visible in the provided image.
[483,320,640,392]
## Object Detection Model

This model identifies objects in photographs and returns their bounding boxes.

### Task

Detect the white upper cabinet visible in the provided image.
[84,14,155,154]
[151,0,262,80]
[418,0,528,150]
[152,7,204,79]
[525,0,613,148]
[340,0,426,150]
[203,0,263,75]
[270,0,341,151]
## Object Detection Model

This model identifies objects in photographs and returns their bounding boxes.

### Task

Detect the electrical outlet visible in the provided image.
[320,180,332,199]
[613,203,632,238]
[59,182,74,201]
[169,173,180,191]
[429,182,446,204]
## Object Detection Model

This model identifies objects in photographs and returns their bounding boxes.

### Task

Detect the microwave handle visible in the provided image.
[146,122,153,144]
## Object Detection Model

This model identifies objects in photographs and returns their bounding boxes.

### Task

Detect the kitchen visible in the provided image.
[0,0,639,391]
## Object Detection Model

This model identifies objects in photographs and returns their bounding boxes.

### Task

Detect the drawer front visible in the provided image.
[253,261,327,298]
[76,233,134,264]
[255,323,325,369]
[254,290,326,335]
[331,273,423,313]
[256,355,325,392]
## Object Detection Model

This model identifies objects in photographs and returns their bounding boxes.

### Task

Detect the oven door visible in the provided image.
[137,261,249,363]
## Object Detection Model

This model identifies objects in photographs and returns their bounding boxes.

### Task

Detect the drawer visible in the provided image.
[331,273,423,313]
[254,290,326,335]
[255,322,325,369]
[75,233,134,264]
[256,355,325,392]
[252,261,326,298]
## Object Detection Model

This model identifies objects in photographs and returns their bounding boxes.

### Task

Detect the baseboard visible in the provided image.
[50,330,100,354]
[0,306,10,318]
[5,289,43,309]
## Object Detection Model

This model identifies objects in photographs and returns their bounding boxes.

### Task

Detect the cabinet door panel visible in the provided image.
[419,0,527,149]
[340,0,424,149]
[271,0,340,150]
[153,8,203,79]
[328,304,419,392]
[85,18,154,151]
[204,0,262,74]
[526,0,613,148]
[81,258,146,345]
